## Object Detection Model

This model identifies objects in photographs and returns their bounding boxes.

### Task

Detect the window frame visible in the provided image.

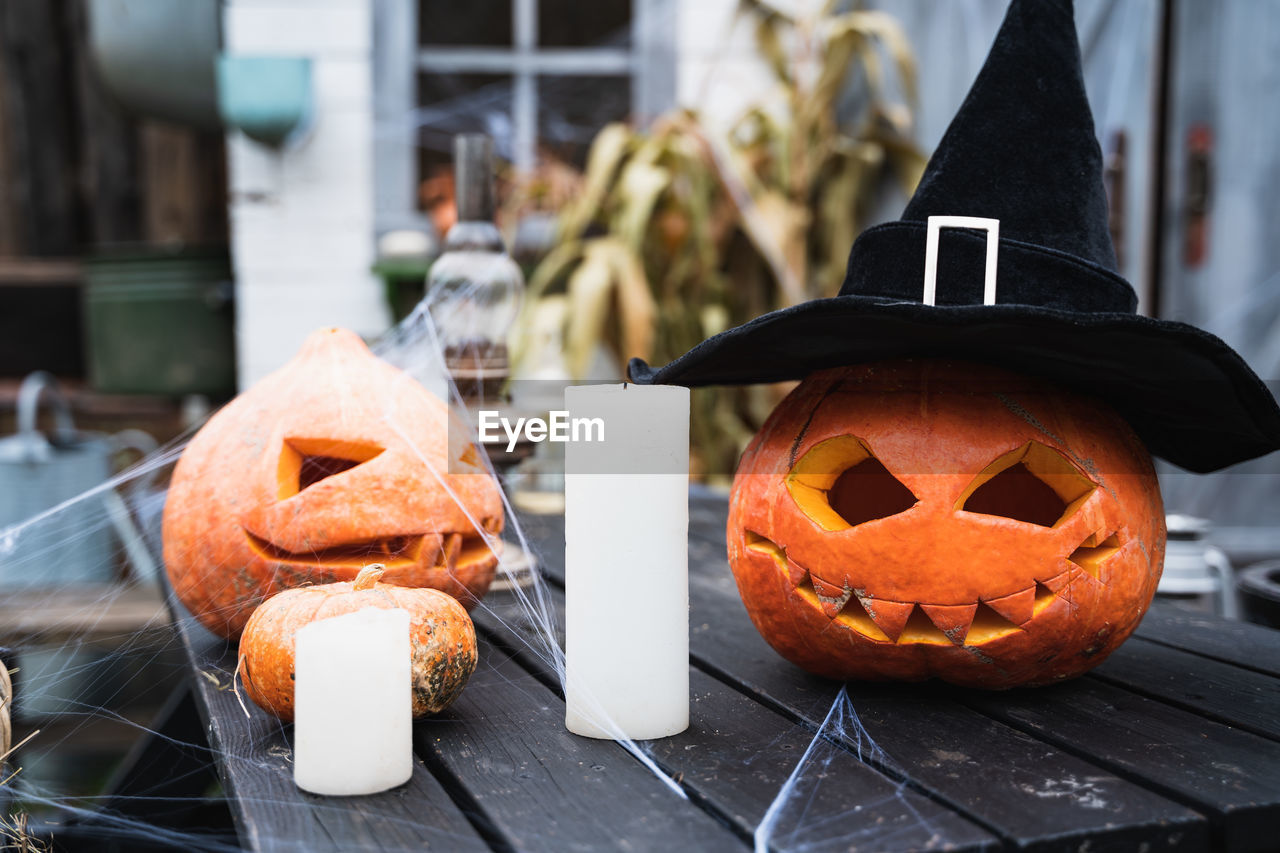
[373,0,674,235]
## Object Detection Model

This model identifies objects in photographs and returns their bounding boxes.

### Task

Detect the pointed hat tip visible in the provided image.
[901,0,1115,270]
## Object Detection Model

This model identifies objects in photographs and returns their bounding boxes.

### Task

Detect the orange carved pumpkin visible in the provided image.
[728,359,1165,688]
[239,564,478,720]
[163,327,503,639]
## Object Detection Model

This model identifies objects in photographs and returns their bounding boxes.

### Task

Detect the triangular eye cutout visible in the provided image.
[828,458,918,528]
[957,441,1095,527]
[787,436,917,530]
[963,463,1064,526]
[277,438,385,499]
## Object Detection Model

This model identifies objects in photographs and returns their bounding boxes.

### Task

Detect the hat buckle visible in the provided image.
[923,216,1001,307]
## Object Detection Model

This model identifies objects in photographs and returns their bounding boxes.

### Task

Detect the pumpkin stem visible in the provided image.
[353,564,386,590]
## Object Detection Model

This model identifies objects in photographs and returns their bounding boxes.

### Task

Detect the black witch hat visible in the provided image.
[629,0,1280,473]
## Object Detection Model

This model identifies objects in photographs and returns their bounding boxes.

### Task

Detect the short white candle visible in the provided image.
[564,383,690,740]
[293,607,413,795]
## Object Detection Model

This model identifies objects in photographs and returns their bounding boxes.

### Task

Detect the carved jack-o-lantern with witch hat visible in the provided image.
[630,0,1280,687]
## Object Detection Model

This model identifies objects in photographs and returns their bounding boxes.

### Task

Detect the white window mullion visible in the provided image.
[373,0,428,234]
[514,0,537,50]
[513,69,538,172]
[633,0,676,124]
[416,49,520,74]
[418,48,632,75]
[512,0,539,171]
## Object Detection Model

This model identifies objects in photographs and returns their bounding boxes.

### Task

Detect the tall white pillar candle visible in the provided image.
[564,383,690,739]
[293,607,413,795]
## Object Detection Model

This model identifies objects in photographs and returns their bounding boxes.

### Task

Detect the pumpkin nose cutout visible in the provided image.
[277,438,386,499]
[1068,532,1123,580]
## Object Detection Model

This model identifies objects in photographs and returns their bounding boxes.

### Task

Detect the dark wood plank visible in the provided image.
[517,510,1210,852]
[0,259,83,285]
[170,603,492,853]
[1092,635,1280,741]
[668,669,997,852]
[689,489,730,546]
[0,583,168,642]
[475,588,999,852]
[97,683,220,821]
[1135,604,1280,678]
[0,35,15,257]
[0,0,80,255]
[26,818,237,853]
[68,0,142,246]
[413,635,744,853]
[140,123,227,245]
[64,681,237,848]
[961,679,1280,853]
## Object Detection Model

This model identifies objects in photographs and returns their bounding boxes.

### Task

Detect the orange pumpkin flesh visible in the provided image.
[728,359,1166,688]
[239,564,478,721]
[163,327,504,639]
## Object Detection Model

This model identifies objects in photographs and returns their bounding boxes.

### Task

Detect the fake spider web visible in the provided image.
[0,296,923,853]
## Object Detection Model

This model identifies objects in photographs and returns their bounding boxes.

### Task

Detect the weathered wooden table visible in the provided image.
[150,493,1280,852]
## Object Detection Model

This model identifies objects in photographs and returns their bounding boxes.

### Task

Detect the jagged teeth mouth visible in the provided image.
[743,531,1102,647]
[243,529,496,571]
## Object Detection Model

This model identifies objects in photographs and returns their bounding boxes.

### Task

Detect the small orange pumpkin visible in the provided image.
[729,359,1165,688]
[239,564,478,720]
[163,327,503,638]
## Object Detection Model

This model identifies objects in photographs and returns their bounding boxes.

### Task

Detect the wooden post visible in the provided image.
[0,0,81,256]
[67,0,143,247]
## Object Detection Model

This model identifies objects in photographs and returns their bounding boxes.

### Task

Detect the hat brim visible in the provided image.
[628,297,1280,473]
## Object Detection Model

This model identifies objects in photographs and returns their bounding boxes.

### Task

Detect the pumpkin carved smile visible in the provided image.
[744,528,1121,647]
[235,433,502,575]
[727,360,1165,688]
[241,528,497,573]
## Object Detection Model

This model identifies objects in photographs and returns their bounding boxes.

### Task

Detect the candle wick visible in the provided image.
[623,382,629,390]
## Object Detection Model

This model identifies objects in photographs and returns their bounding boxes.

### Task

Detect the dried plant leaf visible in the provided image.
[817,154,867,295]
[826,11,919,108]
[813,26,864,110]
[740,0,795,85]
[512,241,585,373]
[597,238,657,363]
[880,132,929,195]
[701,304,730,338]
[563,241,616,378]
[614,160,671,251]
[561,123,635,238]
[524,240,585,304]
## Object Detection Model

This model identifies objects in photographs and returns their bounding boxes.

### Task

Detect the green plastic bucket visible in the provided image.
[83,248,235,396]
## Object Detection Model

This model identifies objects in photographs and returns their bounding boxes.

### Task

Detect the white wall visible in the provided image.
[223,0,390,388]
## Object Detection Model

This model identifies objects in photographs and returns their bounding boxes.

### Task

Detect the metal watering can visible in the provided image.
[0,372,156,588]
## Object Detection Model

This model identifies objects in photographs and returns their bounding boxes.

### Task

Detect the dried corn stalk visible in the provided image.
[519,0,925,481]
